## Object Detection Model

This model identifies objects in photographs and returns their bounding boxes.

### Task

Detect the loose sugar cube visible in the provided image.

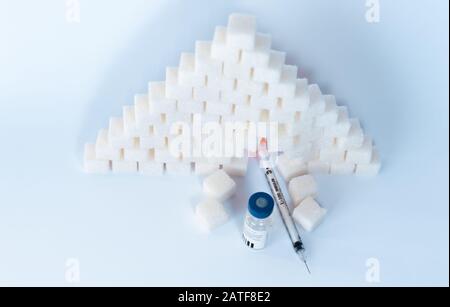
[211,26,240,63]
[195,198,229,231]
[95,129,122,160]
[193,86,220,102]
[355,149,381,176]
[178,100,204,114]
[205,101,233,116]
[276,154,308,182]
[346,136,373,164]
[330,162,356,175]
[203,169,236,201]
[112,152,138,173]
[206,75,235,92]
[108,117,135,149]
[165,67,193,100]
[179,53,206,87]
[241,33,272,67]
[195,41,223,76]
[253,50,286,83]
[293,197,327,232]
[267,65,298,99]
[307,160,331,174]
[84,143,110,174]
[288,174,318,205]
[226,13,257,50]
[223,158,248,177]
[194,162,221,177]
[139,161,164,175]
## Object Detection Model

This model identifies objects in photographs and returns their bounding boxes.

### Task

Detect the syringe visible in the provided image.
[258,138,311,274]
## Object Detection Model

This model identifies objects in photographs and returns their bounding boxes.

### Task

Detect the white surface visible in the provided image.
[0,0,448,286]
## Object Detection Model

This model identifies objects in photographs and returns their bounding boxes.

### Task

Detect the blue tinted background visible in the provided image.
[0,0,448,286]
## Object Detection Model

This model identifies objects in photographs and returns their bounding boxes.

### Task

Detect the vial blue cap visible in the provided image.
[248,192,274,219]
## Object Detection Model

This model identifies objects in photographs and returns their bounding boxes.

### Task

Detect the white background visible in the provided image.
[0,0,448,286]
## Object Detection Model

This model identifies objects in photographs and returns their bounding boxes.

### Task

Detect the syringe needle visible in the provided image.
[303,261,311,275]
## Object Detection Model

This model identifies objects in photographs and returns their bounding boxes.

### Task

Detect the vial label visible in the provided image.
[243,223,267,250]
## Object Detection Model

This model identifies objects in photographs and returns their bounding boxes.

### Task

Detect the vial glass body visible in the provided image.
[242,211,272,250]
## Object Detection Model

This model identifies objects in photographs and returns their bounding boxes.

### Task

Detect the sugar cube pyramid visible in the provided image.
[84,13,381,177]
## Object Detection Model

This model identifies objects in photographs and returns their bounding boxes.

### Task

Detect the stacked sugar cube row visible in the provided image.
[84,13,381,177]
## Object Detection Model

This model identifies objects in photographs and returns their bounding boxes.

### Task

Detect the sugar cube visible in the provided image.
[276,154,308,182]
[319,146,346,163]
[123,139,149,162]
[316,95,338,127]
[179,53,206,87]
[223,158,248,177]
[178,100,204,114]
[108,117,135,149]
[194,162,221,177]
[307,84,326,116]
[241,33,272,67]
[253,50,286,83]
[221,90,249,105]
[206,74,235,92]
[139,161,164,175]
[205,101,233,116]
[112,152,138,173]
[123,106,141,137]
[355,149,381,176]
[234,104,261,121]
[337,119,364,149]
[223,61,252,80]
[288,174,318,205]
[95,129,122,160]
[195,41,223,76]
[283,79,310,112]
[250,93,278,110]
[330,162,356,175]
[293,197,327,232]
[165,162,192,175]
[193,86,220,102]
[236,79,265,97]
[211,26,240,63]
[84,143,110,174]
[226,13,257,50]
[267,65,298,99]
[203,169,236,201]
[165,67,193,100]
[346,136,373,164]
[195,198,229,230]
[307,160,330,174]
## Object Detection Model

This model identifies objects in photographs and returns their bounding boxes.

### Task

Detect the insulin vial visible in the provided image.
[242,192,275,250]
